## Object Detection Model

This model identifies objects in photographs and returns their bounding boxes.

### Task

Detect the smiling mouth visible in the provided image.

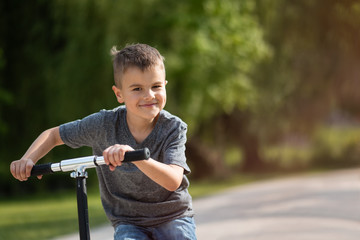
[140,103,157,107]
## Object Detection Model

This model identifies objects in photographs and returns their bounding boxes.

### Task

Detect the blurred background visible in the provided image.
[1,0,360,202]
[2,0,360,239]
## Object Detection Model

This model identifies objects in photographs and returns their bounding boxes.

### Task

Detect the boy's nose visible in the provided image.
[144,89,155,99]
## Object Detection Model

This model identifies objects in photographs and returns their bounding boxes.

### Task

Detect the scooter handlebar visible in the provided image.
[31,148,150,176]
[123,148,150,163]
[30,163,53,176]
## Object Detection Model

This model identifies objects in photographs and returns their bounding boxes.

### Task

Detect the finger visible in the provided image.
[15,162,22,181]
[121,145,135,162]
[10,162,16,178]
[109,165,116,171]
[103,147,112,165]
[118,147,126,163]
[107,147,116,166]
[19,163,27,181]
[103,146,118,166]
[10,162,21,180]
[25,161,34,179]
[37,175,43,180]
[113,146,123,166]
[110,146,123,167]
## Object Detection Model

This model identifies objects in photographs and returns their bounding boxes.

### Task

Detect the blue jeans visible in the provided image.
[114,217,197,240]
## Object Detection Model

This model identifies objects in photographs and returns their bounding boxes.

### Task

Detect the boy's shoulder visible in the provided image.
[98,105,126,118]
[101,105,126,114]
[158,109,187,130]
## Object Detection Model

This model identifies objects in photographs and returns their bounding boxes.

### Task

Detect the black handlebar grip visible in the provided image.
[123,148,150,163]
[31,163,54,176]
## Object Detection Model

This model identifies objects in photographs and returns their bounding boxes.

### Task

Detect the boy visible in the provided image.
[10,44,196,240]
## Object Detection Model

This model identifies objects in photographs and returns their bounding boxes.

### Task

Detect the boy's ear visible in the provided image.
[112,85,124,103]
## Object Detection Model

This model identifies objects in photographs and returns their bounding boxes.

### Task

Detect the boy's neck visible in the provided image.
[126,114,159,144]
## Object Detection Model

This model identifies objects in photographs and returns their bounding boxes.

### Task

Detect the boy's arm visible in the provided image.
[10,126,64,181]
[134,160,184,192]
[103,144,184,192]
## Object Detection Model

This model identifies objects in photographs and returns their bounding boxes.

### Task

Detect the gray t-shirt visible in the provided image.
[59,106,194,227]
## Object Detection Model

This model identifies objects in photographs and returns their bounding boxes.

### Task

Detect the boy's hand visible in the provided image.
[10,159,42,181]
[103,144,134,171]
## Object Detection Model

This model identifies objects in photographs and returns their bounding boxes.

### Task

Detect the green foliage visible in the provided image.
[264,145,313,170]
[311,126,360,168]
[263,126,360,170]
[225,146,243,168]
[253,0,360,135]
[0,48,13,135]
[163,0,270,131]
[1,0,269,195]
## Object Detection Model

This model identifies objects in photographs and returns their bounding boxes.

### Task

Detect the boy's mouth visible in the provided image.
[139,102,157,107]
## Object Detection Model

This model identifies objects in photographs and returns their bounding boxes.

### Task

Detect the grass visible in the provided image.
[0,173,274,240]
[0,189,107,240]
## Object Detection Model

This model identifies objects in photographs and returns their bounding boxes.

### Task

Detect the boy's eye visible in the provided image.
[132,87,141,91]
[152,85,162,89]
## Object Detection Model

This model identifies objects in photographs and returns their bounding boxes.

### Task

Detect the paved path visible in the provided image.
[54,168,360,240]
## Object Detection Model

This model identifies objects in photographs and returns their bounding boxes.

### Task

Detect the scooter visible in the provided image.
[31,148,150,240]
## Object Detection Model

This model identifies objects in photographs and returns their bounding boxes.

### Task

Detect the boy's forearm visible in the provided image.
[133,159,184,192]
[22,126,64,163]
[11,127,64,181]
[103,145,185,191]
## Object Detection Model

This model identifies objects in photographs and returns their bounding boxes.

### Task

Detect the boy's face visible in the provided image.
[112,64,167,123]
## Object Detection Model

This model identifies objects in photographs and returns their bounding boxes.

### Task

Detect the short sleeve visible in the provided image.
[163,122,190,174]
[59,111,105,149]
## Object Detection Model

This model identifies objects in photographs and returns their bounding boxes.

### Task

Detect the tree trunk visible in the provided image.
[186,136,227,179]
[221,110,267,172]
[240,132,265,172]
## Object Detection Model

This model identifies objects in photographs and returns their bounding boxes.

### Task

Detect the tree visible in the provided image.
[254,0,360,132]
[1,0,269,194]
[161,0,270,176]
[189,0,360,175]
[248,0,360,171]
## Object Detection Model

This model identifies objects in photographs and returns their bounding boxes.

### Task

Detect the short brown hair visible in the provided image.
[111,44,165,87]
